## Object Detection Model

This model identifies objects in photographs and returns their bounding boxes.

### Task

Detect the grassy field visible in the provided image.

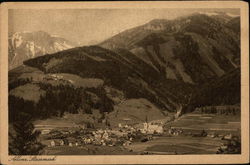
[126,136,222,155]
[146,144,208,154]
[44,145,135,155]
[33,110,104,128]
[165,113,240,135]
[9,65,43,82]
[9,83,45,103]
[108,98,168,127]
[33,117,79,127]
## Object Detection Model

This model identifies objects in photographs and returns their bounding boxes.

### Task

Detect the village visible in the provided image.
[35,110,241,155]
[38,119,165,148]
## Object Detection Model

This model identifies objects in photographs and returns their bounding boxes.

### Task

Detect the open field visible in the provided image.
[44,145,135,155]
[125,136,221,154]
[9,83,45,103]
[108,98,169,127]
[165,113,240,135]
[43,135,228,155]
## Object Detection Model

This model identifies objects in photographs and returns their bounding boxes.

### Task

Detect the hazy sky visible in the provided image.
[9,8,240,45]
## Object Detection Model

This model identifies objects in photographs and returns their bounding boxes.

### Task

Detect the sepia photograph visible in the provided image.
[0,1,249,164]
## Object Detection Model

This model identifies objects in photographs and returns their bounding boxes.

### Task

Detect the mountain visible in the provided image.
[8,13,240,124]
[21,45,194,111]
[185,68,240,113]
[100,13,240,84]
[8,31,76,69]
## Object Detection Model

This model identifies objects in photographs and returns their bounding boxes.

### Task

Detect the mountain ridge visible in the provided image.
[8,31,77,70]
[8,12,241,123]
[100,13,240,84]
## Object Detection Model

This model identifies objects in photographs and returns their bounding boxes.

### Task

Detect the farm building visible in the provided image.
[137,122,164,134]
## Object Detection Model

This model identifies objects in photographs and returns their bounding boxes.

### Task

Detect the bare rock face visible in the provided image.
[8,31,76,69]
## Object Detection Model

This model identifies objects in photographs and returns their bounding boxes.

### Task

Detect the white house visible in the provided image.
[40,129,51,135]
[141,122,163,134]
[50,140,55,147]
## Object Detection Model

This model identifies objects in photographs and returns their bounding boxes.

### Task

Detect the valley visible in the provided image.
[31,111,240,155]
[8,11,241,155]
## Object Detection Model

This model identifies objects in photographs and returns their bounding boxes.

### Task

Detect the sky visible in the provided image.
[8,8,240,46]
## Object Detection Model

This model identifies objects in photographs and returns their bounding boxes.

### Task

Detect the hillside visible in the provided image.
[22,45,194,111]
[8,12,241,126]
[8,31,76,69]
[185,68,241,113]
[100,13,240,84]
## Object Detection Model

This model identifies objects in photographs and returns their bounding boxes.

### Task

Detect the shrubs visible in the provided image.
[9,95,36,122]
[216,136,241,154]
[9,112,45,155]
[195,106,240,116]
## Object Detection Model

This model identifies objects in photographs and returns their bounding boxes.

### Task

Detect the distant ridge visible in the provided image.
[9,31,76,69]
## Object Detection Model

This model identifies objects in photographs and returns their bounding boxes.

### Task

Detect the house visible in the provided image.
[41,129,51,135]
[223,134,233,140]
[79,124,86,130]
[67,137,79,146]
[148,124,163,134]
[34,125,53,135]
[60,140,64,146]
[50,140,55,147]
[168,127,183,136]
[123,141,132,146]
[102,131,109,140]
[50,140,60,147]
[140,122,163,134]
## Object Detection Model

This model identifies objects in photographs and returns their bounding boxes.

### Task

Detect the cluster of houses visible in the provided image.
[45,74,64,81]
[117,120,164,135]
[47,128,137,148]
[168,127,183,136]
[43,74,74,85]
[49,130,117,147]
[139,122,164,134]
[42,120,166,148]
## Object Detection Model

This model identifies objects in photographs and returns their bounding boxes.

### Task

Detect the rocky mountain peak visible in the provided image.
[8,31,76,69]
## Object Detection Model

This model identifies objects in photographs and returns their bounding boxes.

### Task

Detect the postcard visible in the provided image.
[0,1,249,164]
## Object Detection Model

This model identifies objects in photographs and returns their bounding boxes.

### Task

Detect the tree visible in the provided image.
[9,112,45,155]
[145,115,148,123]
[86,121,94,129]
[84,104,92,114]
